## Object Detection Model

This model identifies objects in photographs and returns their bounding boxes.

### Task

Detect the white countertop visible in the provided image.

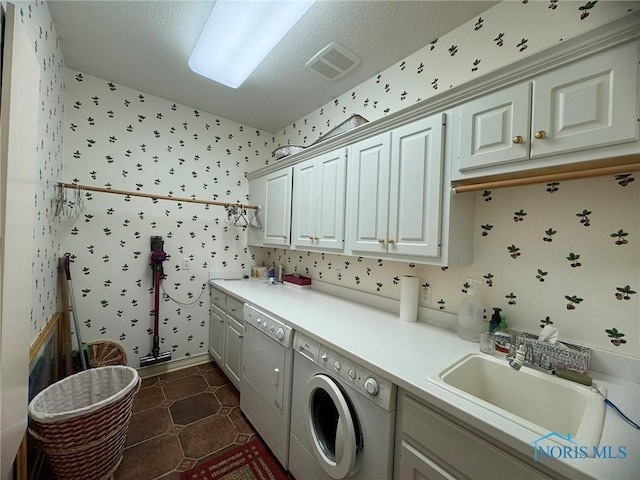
[210,279,640,480]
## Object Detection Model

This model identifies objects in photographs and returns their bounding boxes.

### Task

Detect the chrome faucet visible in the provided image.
[508,344,526,370]
[508,342,553,373]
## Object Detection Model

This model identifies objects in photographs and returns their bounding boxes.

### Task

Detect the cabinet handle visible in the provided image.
[388,238,395,244]
[534,130,547,140]
[512,135,523,144]
[314,236,319,241]
[378,238,385,243]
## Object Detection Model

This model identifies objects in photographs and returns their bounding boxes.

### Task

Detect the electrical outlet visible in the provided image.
[422,283,431,304]
[182,258,190,270]
[335,269,342,281]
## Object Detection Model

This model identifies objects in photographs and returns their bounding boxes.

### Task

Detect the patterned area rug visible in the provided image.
[180,438,290,480]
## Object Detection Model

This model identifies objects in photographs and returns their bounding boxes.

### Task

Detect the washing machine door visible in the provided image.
[306,374,361,480]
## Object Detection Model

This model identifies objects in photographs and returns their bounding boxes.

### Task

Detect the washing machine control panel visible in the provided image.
[243,304,293,347]
[295,333,395,411]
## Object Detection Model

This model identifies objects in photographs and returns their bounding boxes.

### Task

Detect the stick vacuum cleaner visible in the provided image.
[140,236,172,367]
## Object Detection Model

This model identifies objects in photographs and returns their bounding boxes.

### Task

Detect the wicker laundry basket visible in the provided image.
[28,365,140,480]
[87,340,128,367]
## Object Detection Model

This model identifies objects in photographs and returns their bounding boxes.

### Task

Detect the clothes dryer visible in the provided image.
[241,304,294,468]
[289,332,397,480]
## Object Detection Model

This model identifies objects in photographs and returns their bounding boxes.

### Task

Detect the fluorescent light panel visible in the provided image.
[189,0,315,89]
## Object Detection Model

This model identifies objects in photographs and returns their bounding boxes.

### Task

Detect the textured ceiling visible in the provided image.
[49,0,499,133]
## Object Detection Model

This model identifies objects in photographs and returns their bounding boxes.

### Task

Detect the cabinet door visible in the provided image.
[291,159,317,248]
[224,315,244,389]
[348,132,391,254]
[226,296,244,321]
[531,41,639,158]
[293,149,347,251]
[315,148,346,250]
[400,394,550,480]
[389,115,444,258]
[210,287,226,310]
[247,176,266,247]
[397,442,457,480]
[454,82,531,176]
[263,167,292,246]
[209,304,225,364]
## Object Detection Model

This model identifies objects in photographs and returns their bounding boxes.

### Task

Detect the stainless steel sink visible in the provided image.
[428,353,605,450]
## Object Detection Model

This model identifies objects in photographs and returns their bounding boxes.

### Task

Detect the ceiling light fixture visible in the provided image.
[189,0,315,89]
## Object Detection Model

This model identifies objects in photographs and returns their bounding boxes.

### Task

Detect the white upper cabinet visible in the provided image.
[348,114,452,261]
[347,132,391,255]
[389,117,444,258]
[455,82,532,172]
[248,167,293,247]
[453,40,639,180]
[291,148,347,251]
[531,42,638,157]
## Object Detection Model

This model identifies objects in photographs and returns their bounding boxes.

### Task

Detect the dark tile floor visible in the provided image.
[115,361,257,480]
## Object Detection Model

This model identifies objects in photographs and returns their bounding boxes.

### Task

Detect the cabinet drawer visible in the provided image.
[210,287,226,310]
[402,395,549,480]
[226,296,244,321]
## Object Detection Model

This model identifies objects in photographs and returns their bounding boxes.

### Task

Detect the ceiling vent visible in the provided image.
[305,42,361,81]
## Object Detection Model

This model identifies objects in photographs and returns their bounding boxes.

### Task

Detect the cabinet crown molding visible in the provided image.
[248,11,640,181]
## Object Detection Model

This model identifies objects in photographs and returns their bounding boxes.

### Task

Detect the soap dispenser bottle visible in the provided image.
[493,315,513,357]
[489,307,502,334]
[456,278,484,342]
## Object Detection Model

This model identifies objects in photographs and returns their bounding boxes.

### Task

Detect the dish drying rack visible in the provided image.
[514,332,591,374]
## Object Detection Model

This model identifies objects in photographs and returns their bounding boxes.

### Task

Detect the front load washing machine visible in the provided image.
[289,332,397,480]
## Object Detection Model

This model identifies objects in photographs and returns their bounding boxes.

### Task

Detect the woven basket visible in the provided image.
[87,340,128,367]
[28,366,140,480]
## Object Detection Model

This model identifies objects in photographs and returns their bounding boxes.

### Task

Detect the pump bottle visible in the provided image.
[456,278,485,342]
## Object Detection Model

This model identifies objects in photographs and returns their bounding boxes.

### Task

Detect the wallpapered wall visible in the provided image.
[23,0,639,364]
[16,0,65,340]
[60,71,271,364]
[270,0,639,154]
[256,0,640,357]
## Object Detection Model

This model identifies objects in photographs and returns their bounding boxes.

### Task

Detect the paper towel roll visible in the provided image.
[399,275,419,322]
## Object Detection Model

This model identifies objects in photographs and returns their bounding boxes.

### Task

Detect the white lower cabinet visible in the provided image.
[209,303,224,365]
[395,390,559,480]
[209,286,244,389]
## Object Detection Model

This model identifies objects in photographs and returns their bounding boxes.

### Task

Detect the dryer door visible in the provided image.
[305,374,361,479]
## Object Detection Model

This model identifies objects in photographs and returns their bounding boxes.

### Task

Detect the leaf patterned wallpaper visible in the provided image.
[255,0,639,357]
[60,71,271,364]
[259,175,638,356]
[22,0,639,364]
[270,0,639,154]
[17,0,65,340]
